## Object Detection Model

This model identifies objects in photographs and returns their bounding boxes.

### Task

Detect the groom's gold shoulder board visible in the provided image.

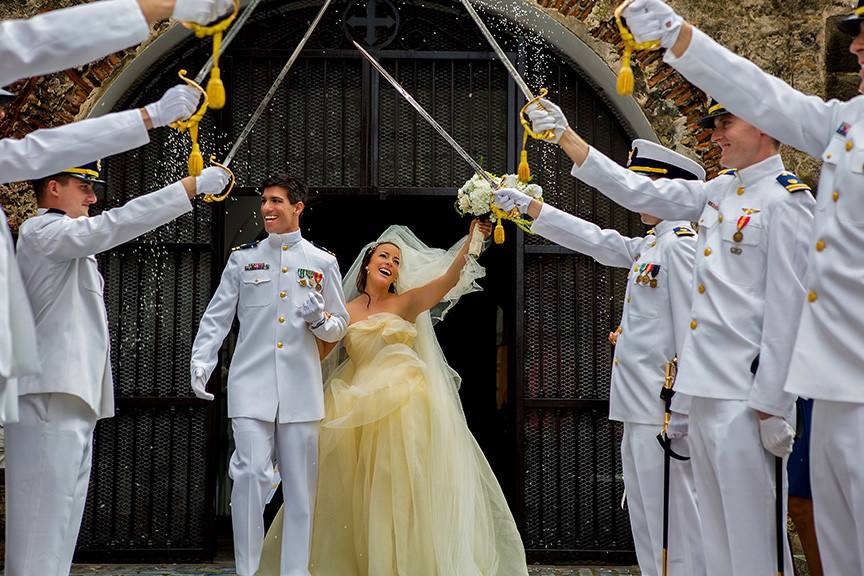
[232,240,262,252]
[309,241,336,257]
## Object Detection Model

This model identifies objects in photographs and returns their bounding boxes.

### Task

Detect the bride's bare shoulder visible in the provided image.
[346,297,368,323]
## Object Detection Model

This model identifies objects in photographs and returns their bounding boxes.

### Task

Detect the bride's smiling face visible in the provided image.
[366,243,401,291]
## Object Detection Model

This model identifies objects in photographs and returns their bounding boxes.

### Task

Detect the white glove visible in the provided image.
[172,0,235,24]
[195,166,231,196]
[525,98,568,144]
[621,0,684,50]
[666,412,689,440]
[759,416,795,458]
[299,291,326,325]
[191,367,214,401]
[494,188,533,215]
[144,85,201,128]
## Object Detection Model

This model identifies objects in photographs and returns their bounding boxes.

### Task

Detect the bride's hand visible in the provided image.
[470,218,493,239]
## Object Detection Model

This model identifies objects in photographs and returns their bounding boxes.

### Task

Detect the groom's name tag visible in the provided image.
[297,268,324,291]
[245,262,270,271]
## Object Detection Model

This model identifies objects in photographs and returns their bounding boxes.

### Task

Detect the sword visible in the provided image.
[460,0,532,101]
[459,0,554,144]
[775,456,785,576]
[194,0,265,85]
[352,40,498,189]
[222,0,335,168]
[656,359,689,576]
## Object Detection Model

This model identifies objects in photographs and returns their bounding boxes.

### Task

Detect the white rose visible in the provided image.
[501,174,519,188]
[525,184,543,198]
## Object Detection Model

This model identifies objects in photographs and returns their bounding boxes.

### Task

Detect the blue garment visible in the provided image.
[788,398,813,499]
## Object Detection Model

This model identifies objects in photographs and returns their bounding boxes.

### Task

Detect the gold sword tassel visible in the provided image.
[614,0,661,96]
[169,70,209,176]
[180,0,240,110]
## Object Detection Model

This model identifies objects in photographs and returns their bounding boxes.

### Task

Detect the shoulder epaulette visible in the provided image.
[231,240,262,252]
[646,228,655,236]
[717,168,737,177]
[776,172,811,194]
[673,226,696,237]
[309,240,336,257]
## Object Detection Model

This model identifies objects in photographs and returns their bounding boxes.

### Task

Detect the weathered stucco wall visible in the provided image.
[0,0,858,229]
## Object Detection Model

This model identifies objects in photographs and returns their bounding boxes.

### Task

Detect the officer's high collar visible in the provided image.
[37,207,66,216]
[268,229,302,248]
[652,220,676,237]
[732,154,784,187]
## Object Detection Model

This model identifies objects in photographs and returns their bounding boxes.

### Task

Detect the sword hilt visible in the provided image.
[169,70,209,131]
[661,359,677,435]
[169,70,210,177]
[179,0,239,38]
[519,88,557,142]
[202,155,236,203]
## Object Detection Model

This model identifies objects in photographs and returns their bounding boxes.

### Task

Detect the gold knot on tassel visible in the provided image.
[180,0,239,110]
[170,69,209,177]
[613,0,660,97]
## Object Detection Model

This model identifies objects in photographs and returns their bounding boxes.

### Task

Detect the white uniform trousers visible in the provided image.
[231,418,319,576]
[810,399,864,575]
[621,422,705,576]
[688,397,792,575]
[4,393,97,576]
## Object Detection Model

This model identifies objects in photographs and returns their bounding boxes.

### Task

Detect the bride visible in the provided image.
[258,221,528,576]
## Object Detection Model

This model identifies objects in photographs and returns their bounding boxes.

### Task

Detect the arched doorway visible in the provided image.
[78,0,645,564]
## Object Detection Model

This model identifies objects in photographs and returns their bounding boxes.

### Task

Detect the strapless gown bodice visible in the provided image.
[342,312,418,368]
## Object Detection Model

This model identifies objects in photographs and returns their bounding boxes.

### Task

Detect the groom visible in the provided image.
[190,173,349,576]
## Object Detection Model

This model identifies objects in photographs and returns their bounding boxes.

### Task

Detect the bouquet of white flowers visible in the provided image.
[456,173,543,255]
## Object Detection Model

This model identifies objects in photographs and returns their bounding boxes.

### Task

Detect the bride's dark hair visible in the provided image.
[357,241,400,306]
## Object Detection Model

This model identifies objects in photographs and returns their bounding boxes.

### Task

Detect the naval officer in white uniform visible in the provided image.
[619,1,864,572]
[525,96,814,575]
[496,141,706,576]
[7,162,231,576]
[190,174,349,576]
[0,0,226,422]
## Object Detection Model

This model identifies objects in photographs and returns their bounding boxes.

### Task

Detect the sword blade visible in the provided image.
[460,0,534,101]
[194,0,264,85]
[353,40,498,188]
[223,0,335,167]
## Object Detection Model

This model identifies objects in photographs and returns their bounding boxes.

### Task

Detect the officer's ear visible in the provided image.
[294,201,305,216]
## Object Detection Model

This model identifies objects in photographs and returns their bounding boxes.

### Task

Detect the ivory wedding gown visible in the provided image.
[258,226,528,576]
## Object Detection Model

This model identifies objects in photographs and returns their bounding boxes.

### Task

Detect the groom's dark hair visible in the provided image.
[260,173,307,205]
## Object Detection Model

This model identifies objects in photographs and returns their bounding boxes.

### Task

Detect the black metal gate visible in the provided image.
[78,0,644,562]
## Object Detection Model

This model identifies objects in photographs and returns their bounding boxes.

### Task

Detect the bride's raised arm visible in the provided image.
[400,219,491,320]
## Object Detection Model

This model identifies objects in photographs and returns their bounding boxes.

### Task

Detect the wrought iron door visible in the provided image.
[76,0,645,562]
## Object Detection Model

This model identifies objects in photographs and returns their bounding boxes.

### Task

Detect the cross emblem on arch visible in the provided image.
[343,0,400,48]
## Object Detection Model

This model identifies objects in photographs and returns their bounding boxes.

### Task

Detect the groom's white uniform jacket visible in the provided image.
[533,208,696,424]
[191,231,349,423]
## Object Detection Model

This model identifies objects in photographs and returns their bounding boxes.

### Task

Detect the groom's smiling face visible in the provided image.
[261,185,303,234]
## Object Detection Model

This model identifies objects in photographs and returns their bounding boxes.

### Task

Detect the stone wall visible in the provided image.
[0,1,163,230]
[0,0,858,230]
